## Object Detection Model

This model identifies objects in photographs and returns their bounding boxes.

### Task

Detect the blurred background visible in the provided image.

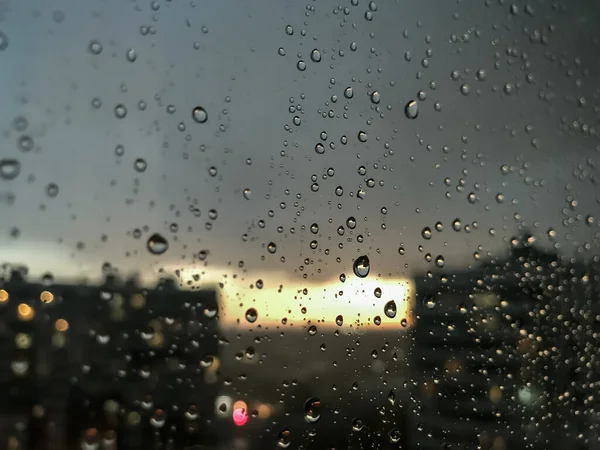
[1,0,600,448]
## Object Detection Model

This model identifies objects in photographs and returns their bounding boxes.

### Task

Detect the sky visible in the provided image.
[1,0,600,296]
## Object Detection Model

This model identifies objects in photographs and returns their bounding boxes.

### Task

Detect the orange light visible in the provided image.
[18,303,35,321]
[40,291,54,304]
[130,294,146,309]
[256,403,272,419]
[55,319,69,332]
[233,400,247,413]
[0,289,9,303]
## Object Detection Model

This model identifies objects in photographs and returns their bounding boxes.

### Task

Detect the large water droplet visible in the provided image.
[335,315,343,326]
[384,300,397,318]
[344,87,354,99]
[353,255,370,278]
[352,418,364,432]
[267,242,277,254]
[277,429,292,448]
[422,227,432,240]
[192,106,208,123]
[134,158,147,172]
[304,398,322,423]
[0,159,21,180]
[310,49,321,62]
[245,308,258,323]
[357,131,368,142]
[405,100,418,119]
[147,233,169,255]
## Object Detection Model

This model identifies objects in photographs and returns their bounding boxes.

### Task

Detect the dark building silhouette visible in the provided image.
[0,270,220,450]
[409,238,600,450]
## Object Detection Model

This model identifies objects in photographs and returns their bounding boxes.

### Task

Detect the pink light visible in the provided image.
[233,408,248,426]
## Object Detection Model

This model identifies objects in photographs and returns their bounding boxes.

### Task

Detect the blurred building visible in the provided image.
[409,238,600,450]
[0,270,220,449]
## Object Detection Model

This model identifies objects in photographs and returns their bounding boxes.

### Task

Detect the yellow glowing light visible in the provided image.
[40,291,54,304]
[233,400,247,412]
[55,319,69,332]
[18,303,35,321]
[217,275,414,330]
[0,289,9,303]
[256,403,272,419]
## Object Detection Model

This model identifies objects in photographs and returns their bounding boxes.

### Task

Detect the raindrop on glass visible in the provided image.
[384,300,397,318]
[0,159,20,181]
[353,255,370,278]
[192,106,208,123]
[405,100,418,119]
[147,233,169,255]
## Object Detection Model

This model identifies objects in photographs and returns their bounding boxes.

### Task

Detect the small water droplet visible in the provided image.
[370,91,380,104]
[243,188,252,200]
[192,106,208,123]
[357,131,368,142]
[17,135,34,152]
[0,159,21,180]
[374,287,381,298]
[310,223,319,234]
[344,87,354,99]
[435,255,445,268]
[134,158,147,172]
[335,315,343,326]
[114,104,127,119]
[267,242,277,254]
[405,100,418,119]
[346,217,356,229]
[147,233,169,255]
[46,183,59,198]
[125,48,137,62]
[353,255,370,278]
[297,60,306,71]
[384,300,397,318]
[352,418,364,432]
[285,25,294,35]
[0,31,9,51]
[88,40,103,55]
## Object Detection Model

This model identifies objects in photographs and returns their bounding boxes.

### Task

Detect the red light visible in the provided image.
[233,408,248,426]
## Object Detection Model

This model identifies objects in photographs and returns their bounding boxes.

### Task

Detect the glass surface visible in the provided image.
[1,0,600,449]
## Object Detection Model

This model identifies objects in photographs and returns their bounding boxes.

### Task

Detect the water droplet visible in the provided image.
[134,158,147,172]
[405,100,418,119]
[150,409,166,428]
[267,242,277,254]
[370,91,380,104]
[304,398,321,423]
[346,217,356,229]
[245,308,258,323]
[452,218,461,231]
[310,49,321,62]
[435,255,445,268]
[277,429,292,448]
[384,300,397,318]
[285,25,294,35]
[373,316,381,326]
[0,159,21,180]
[422,227,432,239]
[0,31,9,51]
[46,183,59,198]
[88,40,103,55]
[315,143,325,154]
[401,318,408,327]
[353,255,370,278]
[352,418,364,432]
[192,106,208,123]
[17,135,34,152]
[114,104,127,119]
[296,60,306,71]
[208,166,218,177]
[357,131,368,142]
[147,233,169,255]
[424,297,436,309]
[243,188,251,200]
[374,287,381,298]
[125,48,137,62]
[335,315,343,326]
[310,223,319,234]
[389,428,402,443]
[344,87,354,99]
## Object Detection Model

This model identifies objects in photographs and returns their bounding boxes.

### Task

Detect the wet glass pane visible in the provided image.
[1,0,600,449]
